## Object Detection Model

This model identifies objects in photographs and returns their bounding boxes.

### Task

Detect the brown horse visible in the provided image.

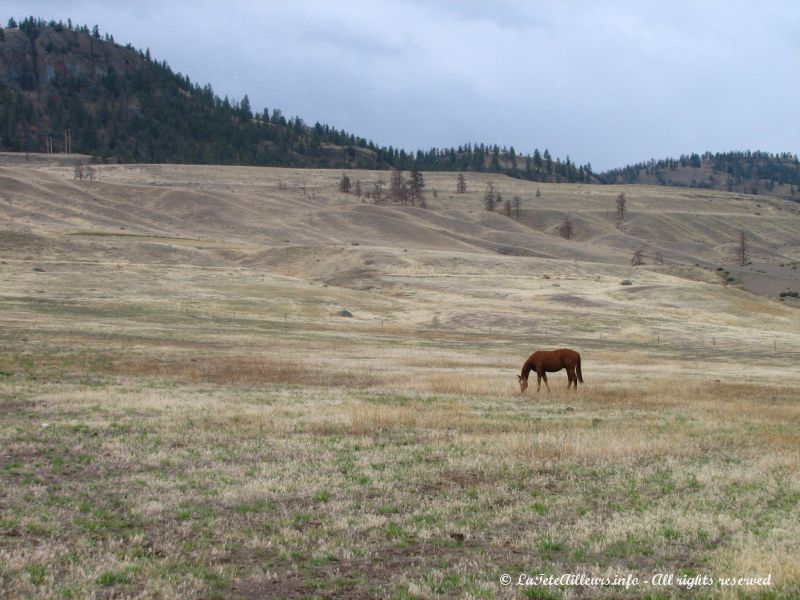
[518,348,583,393]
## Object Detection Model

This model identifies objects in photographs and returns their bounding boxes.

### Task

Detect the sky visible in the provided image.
[6,1,800,170]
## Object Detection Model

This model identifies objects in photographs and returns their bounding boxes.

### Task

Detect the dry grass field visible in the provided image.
[1,155,799,598]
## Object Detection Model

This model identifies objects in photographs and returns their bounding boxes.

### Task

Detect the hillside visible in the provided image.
[1,17,796,192]
[599,151,800,202]
[0,19,393,168]
[2,154,799,305]
[0,18,594,180]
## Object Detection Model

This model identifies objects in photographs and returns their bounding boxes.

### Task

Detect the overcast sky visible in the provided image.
[7,1,800,170]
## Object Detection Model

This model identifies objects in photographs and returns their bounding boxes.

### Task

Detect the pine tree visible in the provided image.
[339,173,351,193]
[513,196,522,219]
[409,162,424,207]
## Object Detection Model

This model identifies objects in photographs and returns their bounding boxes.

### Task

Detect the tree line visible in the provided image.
[2,18,796,196]
[0,18,593,181]
[599,150,800,191]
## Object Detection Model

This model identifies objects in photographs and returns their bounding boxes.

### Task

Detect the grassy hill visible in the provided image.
[2,154,799,298]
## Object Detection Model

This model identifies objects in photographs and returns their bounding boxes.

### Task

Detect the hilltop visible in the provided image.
[0,18,591,180]
[0,17,797,192]
[600,151,800,202]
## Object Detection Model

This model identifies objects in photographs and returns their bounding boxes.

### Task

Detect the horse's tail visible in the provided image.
[576,355,584,384]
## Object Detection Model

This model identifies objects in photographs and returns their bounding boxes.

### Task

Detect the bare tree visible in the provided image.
[73,164,84,180]
[736,230,750,265]
[339,173,351,193]
[390,169,407,203]
[354,179,362,201]
[373,177,384,204]
[631,247,644,266]
[616,192,626,226]
[558,215,574,240]
[456,173,467,194]
[655,251,664,265]
[536,188,541,198]
[513,196,522,219]
[503,199,512,217]
[484,182,496,212]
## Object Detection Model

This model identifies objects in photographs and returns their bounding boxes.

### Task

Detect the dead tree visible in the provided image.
[736,230,750,265]
[390,169,407,203]
[558,215,574,240]
[503,199,512,217]
[484,182,496,212]
[339,173,351,193]
[631,247,644,266]
[456,173,467,194]
[616,192,626,226]
[513,196,522,219]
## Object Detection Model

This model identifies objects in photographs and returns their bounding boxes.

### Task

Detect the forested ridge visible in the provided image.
[1,17,797,199]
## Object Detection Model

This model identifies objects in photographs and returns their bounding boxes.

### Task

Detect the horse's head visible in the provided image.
[517,374,528,393]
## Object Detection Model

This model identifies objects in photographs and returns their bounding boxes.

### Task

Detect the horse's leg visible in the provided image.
[542,372,550,393]
[536,371,542,392]
[566,366,575,389]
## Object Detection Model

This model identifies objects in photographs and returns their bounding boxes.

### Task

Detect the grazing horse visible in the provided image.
[518,348,583,393]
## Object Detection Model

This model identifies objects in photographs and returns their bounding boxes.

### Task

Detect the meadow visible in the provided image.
[1,159,799,598]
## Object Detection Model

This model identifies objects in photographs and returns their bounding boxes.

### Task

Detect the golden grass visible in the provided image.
[2,165,800,597]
